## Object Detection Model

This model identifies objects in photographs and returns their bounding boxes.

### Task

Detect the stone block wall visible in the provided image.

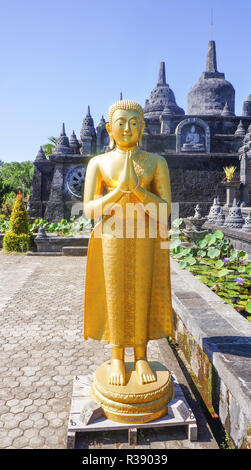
[165,154,240,217]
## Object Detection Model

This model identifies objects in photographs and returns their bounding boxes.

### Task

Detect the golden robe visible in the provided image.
[84,153,173,347]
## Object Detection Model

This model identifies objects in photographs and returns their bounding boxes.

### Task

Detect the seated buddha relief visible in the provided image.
[182,125,205,151]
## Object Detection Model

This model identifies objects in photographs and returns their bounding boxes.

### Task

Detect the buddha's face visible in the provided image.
[107,109,145,150]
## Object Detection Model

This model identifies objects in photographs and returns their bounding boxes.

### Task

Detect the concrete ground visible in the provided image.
[0,252,219,449]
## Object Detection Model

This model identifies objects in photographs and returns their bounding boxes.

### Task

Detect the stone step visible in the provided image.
[62,246,88,256]
[27,251,62,256]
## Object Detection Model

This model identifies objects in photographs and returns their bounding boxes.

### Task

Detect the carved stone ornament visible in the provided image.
[242,211,251,232]
[206,197,221,223]
[215,207,225,226]
[224,198,245,228]
[66,166,86,198]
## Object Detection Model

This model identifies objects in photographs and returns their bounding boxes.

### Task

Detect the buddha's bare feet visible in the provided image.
[108,359,126,386]
[136,359,156,385]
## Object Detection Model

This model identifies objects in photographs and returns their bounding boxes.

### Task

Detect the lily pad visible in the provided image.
[215,260,225,269]
[170,239,182,250]
[207,247,221,259]
[238,266,247,274]
[246,264,251,276]
[246,301,251,314]
[196,239,208,249]
[229,249,238,261]
[197,250,207,257]
[179,261,188,269]
[238,251,248,259]
[214,230,224,240]
[216,268,230,277]
[172,218,183,228]
[205,233,216,246]
[184,256,197,265]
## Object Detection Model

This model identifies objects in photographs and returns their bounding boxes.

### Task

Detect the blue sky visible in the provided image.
[1,0,251,162]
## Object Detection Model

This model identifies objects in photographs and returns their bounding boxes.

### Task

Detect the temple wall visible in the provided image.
[165,154,240,217]
[141,129,244,218]
[28,114,251,222]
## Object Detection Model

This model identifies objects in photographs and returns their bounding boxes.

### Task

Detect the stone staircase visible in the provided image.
[62,246,88,256]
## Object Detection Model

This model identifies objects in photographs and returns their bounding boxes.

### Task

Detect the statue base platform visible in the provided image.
[67,368,197,448]
[90,358,174,424]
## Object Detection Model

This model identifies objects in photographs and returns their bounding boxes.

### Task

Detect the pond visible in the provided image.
[170,219,251,322]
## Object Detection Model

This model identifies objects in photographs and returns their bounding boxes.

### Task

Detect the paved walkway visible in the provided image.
[0,253,218,449]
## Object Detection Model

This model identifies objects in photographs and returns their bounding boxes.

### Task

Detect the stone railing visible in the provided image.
[170,258,251,449]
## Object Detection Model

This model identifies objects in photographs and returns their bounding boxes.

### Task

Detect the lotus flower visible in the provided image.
[234,278,245,284]
[223,166,236,181]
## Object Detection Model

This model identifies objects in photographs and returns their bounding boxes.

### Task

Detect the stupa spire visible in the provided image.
[157,62,166,86]
[206,40,217,73]
[35,146,47,161]
[53,123,71,155]
[61,122,66,135]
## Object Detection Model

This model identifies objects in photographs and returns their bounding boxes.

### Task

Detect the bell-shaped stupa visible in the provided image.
[53,123,72,155]
[69,130,81,154]
[143,62,185,119]
[80,106,96,139]
[80,106,97,155]
[187,41,235,115]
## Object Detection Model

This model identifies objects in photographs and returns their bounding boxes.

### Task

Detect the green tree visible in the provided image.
[0,161,34,197]
[0,173,4,207]
[1,191,16,216]
[42,136,57,157]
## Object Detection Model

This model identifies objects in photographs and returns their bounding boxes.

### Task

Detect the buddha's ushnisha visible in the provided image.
[83,100,173,386]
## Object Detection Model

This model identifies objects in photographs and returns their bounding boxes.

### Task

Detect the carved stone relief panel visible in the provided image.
[176,118,210,153]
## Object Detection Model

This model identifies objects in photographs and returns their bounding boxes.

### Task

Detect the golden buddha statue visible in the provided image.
[83,100,174,423]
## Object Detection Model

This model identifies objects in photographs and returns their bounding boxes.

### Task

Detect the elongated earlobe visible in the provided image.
[109,135,115,149]
[137,122,145,147]
[137,132,143,148]
[106,122,115,149]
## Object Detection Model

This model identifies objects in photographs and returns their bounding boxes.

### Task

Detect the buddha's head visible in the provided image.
[106,100,145,151]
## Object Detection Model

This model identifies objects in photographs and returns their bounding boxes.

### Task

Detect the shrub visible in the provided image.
[3,191,30,252]
[9,191,29,234]
[3,232,30,252]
